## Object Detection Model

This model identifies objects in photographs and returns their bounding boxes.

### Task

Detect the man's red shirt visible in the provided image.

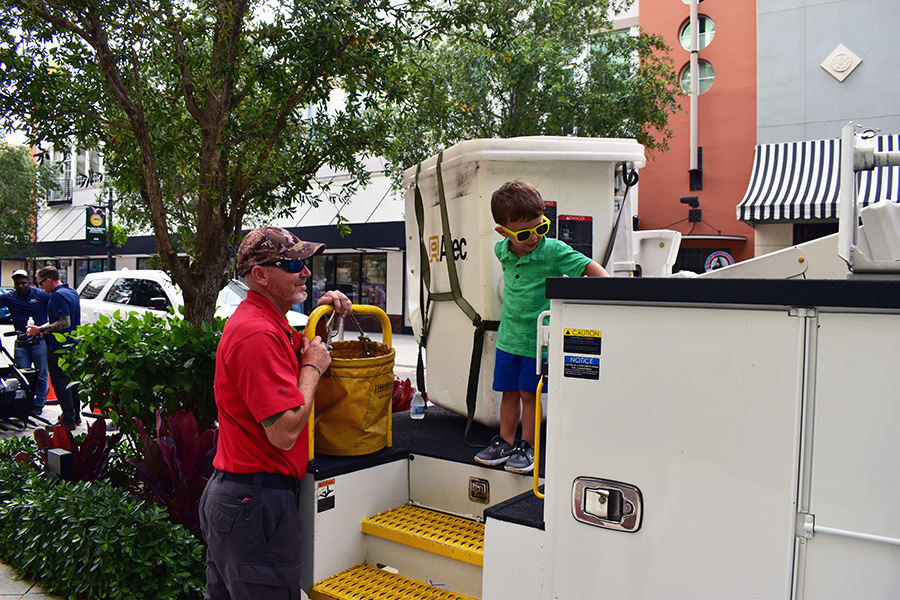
[212,290,309,478]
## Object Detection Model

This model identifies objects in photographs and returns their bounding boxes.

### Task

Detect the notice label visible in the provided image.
[317,479,335,513]
[563,328,602,355]
[564,355,600,380]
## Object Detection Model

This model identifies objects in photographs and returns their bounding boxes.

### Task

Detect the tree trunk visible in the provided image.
[180,265,225,325]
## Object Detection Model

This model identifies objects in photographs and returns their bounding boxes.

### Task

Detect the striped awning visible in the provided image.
[737,134,900,222]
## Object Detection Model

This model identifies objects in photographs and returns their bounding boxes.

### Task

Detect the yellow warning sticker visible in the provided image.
[563,329,602,355]
[564,328,601,338]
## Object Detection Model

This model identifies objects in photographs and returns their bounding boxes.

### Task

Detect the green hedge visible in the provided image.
[0,451,205,600]
[61,310,223,444]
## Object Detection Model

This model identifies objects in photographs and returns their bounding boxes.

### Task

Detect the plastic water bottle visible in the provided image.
[27,317,34,327]
[410,392,426,420]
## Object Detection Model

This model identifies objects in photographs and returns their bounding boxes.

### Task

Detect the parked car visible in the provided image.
[76,270,308,328]
[0,286,12,325]
[215,278,308,328]
[78,270,182,324]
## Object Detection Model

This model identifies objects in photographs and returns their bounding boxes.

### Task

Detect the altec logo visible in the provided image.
[427,235,468,263]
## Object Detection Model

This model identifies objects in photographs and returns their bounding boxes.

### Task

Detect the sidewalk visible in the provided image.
[0,563,57,599]
[0,333,422,596]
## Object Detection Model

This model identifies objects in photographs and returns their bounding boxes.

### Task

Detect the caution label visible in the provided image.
[317,479,335,513]
[564,355,600,380]
[563,328,602,355]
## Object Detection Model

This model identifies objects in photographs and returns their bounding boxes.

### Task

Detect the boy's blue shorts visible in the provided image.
[493,348,546,394]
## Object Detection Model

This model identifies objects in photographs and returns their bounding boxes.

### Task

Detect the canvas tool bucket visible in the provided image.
[306,305,395,457]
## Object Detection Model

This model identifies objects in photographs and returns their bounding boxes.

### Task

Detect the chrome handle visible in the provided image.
[572,477,643,533]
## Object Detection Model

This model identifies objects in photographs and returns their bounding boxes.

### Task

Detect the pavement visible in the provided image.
[0,328,423,597]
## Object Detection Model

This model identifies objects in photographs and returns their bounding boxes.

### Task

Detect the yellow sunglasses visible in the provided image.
[499,216,551,242]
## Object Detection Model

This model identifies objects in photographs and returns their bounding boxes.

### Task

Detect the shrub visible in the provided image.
[0,455,205,599]
[392,376,416,412]
[129,409,217,541]
[0,434,36,460]
[60,311,223,445]
[16,418,122,482]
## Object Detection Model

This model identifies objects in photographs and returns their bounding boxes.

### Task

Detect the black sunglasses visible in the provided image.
[259,259,306,273]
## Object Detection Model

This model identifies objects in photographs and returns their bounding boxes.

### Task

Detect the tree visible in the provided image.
[380,0,681,173]
[0,0,453,324]
[0,141,53,259]
[0,0,680,324]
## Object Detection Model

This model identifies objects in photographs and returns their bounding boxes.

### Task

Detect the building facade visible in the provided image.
[4,148,410,332]
[748,0,900,255]
[636,0,758,273]
[637,0,900,268]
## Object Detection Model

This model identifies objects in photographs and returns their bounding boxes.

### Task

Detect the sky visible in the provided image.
[3,131,27,146]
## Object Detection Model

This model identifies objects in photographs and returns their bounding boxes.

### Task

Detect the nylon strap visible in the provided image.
[413,164,432,398]
[429,152,481,325]
[464,319,500,446]
[412,153,488,440]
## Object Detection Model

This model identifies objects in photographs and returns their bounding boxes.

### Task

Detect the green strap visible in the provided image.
[430,152,482,325]
[413,164,432,398]
[464,319,500,446]
[413,152,487,439]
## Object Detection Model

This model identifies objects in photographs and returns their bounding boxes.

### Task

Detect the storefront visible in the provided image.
[736,134,900,255]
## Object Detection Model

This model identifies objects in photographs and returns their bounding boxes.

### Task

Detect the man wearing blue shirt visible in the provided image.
[0,269,50,416]
[27,266,82,430]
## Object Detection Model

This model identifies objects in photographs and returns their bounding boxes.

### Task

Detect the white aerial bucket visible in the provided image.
[403,137,645,426]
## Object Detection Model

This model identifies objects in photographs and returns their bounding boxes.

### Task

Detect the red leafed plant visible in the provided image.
[127,409,217,542]
[15,419,122,482]
[392,377,416,412]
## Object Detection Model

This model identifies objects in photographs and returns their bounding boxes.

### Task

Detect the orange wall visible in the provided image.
[639,0,757,262]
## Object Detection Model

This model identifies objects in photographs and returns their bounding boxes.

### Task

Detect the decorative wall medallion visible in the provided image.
[821,44,862,82]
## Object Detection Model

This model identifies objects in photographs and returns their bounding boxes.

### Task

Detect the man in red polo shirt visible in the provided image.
[199,227,351,600]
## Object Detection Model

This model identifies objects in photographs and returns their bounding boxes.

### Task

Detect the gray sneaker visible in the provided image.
[475,435,516,466]
[505,440,535,474]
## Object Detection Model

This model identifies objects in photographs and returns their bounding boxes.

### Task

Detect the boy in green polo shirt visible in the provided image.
[475,181,609,473]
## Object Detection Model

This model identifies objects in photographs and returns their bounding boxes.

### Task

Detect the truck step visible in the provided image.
[361,504,484,566]
[309,563,477,600]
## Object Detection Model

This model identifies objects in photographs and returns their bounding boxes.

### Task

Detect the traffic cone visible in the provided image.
[46,381,58,404]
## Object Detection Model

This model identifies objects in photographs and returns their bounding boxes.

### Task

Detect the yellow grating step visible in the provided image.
[361,504,484,566]
[309,563,477,600]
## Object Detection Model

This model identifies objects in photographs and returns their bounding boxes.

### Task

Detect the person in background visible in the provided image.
[0,269,50,417]
[199,227,351,600]
[474,181,609,474]
[26,266,82,430]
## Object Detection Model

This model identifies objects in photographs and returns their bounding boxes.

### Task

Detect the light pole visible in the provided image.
[106,188,115,270]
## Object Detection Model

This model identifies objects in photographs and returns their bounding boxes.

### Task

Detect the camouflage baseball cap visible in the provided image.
[236,227,324,276]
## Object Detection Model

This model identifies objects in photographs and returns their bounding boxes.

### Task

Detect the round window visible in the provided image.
[679,60,716,94]
[679,17,716,51]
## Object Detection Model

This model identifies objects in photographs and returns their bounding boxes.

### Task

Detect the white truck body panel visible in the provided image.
[540,280,900,598]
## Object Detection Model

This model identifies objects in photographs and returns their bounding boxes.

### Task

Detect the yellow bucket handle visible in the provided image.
[305,304,392,347]
[304,304,393,460]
